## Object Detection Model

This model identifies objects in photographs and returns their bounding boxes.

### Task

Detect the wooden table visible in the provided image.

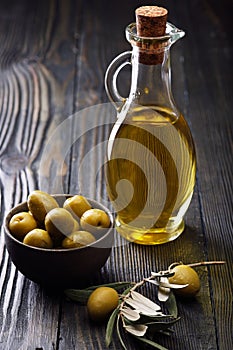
[0,1,232,349]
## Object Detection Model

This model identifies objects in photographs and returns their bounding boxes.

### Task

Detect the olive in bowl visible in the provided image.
[4,194,114,288]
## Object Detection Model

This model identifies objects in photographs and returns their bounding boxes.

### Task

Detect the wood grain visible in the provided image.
[0,0,232,349]
[179,1,233,348]
[0,0,76,349]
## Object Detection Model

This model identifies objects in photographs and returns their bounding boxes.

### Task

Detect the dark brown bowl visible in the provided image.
[4,195,114,288]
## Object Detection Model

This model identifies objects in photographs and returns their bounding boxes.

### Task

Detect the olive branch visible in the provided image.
[65,261,225,350]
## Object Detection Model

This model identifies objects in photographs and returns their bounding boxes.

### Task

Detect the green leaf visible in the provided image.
[116,314,128,350]
[121,286,133,296]
[64,282,133,304]
[158,329,174,336]
[151,271,175,278]
[64,289,93,303]
[125,297,161,316]
[133,335,169,350]
[146,318,180,332]
[147,278,188,289]
[136,313,173,324]
[105,306,120,347]
[158,286,170,302]
[86,281,133,291]
[131,291,161,311]
[121,306,140,321]
[124,323,148,337]
[165,291,178,318]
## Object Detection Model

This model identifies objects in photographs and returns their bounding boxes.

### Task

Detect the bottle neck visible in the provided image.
[128,45,179,118]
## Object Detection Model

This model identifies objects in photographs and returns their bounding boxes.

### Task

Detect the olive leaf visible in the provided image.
[130,290,161,312]
[159,329,174,336]
[158,277,170,302]
[163,282,189,289]
[138,314,174,324]
[121,306,141,321]
[64,282,132,304]
[86,281,133,291]
[146,278,188,289]
[116,313,128,350]
[124,323,148,337]
[121,286,133,296]
[125,297,161,317]
[64,289,93,303]
[158,287,170,302]
[151,271,175,278]
[165,291,178,318]
[105,305,120,347]
[134,335,169,350]
[65,260,224,350]
[145,318,180,332]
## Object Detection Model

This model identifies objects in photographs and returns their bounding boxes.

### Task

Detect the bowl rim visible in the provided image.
[4,194,114,253]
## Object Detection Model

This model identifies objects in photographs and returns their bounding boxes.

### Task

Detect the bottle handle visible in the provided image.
[104,51,132,111]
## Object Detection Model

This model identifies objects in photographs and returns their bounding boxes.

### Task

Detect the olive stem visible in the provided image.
[187,261,226,268]
[168,260,226,271]
[119,260,226,308]
[120,275,154,303]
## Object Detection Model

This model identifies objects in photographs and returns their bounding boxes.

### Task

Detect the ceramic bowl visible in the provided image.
[4,194,114,288]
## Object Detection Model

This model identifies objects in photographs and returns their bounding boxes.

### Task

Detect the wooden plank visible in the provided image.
[178,1,233,349]
[0,0,231,349]
[58,1,222,349]
[0,0,77,349]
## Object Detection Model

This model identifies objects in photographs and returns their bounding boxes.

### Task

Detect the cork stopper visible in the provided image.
[135,5,168,64]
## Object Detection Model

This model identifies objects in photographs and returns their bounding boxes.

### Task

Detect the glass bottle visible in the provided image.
[105,22,196,245]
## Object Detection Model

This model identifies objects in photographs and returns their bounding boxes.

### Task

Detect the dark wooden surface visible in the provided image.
[0,0,232,349]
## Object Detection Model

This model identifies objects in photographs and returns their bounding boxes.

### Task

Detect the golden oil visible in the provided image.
[105,105,196,245]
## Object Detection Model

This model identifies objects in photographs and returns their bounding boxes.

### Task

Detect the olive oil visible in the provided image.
[104,19,196,244]
[105,106,196,244]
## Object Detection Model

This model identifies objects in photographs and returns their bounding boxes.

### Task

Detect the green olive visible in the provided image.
[87,287,119,322]
[62,231,96,249]
[9,211,38,240]
[63,195,92,219]
[45,208,75,246]
[80,209,110,234]
[27,190,59,225]
[72,219,80,232]
[168,264,201,297]
[23,229,53,248]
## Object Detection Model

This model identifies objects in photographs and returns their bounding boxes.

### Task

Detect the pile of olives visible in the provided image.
[9,190,111,249]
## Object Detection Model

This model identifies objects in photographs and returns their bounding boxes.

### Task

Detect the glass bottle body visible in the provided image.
[105,23,196,244]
